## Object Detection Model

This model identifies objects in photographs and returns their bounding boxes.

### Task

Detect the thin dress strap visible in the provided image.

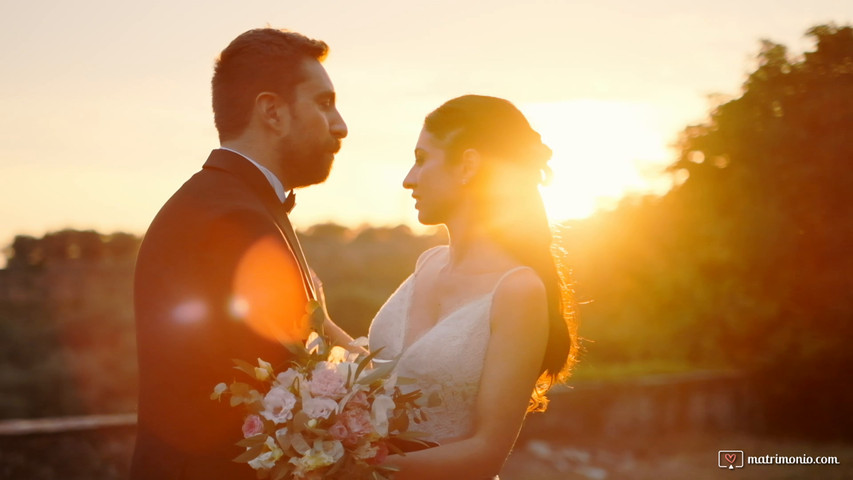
[491,266,535,294]
[414,245,448,272]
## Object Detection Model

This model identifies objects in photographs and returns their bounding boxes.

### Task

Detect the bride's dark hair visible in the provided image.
[423,95,579,411]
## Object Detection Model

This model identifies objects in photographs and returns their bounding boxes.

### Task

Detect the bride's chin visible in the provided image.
[416,211,440,226]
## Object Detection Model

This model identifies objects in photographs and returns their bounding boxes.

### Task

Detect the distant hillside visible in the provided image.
[0,225,446,419]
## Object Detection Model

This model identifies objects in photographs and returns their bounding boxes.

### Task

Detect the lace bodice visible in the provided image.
[368,246,528,445]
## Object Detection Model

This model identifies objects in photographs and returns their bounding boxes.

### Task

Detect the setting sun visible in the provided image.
[522,100,675,222]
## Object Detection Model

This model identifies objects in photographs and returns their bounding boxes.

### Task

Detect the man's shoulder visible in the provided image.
[156,167,264,222]
[138,166,275,256]
[179,163,259,203]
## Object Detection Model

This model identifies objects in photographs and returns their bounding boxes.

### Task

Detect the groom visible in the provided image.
[130,29,347,479]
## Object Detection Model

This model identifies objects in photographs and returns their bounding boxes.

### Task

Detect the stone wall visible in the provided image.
[519,371,759,447]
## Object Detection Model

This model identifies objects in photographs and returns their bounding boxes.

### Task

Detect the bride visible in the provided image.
[361,95,578,479]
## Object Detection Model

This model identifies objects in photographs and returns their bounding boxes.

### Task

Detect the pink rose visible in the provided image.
[242,414,264,438]
[345,391,370,410]
[309,363,347,399]
[328,420,349,441]
[341,405,373,444]
[302,396,338,420]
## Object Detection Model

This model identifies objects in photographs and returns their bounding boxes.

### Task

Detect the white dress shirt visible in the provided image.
[219,147,288,203]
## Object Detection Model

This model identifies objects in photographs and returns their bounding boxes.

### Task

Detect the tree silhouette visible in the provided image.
[558,24,852,438]
[666,24,852,437]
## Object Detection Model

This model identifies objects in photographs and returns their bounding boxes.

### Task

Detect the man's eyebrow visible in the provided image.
[315,90,335,101]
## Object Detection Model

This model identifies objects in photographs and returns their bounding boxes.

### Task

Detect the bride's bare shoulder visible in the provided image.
[490,267,548,329]
[498,267,545,298]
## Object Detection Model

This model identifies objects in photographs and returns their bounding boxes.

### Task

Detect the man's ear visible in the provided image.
[255,92,291,136]
[459,148,482,185]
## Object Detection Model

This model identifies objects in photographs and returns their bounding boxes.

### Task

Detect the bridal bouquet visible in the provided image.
[211,309,427,480]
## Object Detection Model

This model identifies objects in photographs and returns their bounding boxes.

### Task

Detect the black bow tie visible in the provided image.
[282,191,296,214]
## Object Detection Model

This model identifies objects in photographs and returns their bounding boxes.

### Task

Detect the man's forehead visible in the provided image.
[294,59,334,94]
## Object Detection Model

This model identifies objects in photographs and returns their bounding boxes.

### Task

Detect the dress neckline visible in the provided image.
[399,249,531,354]
[400,287,493,354]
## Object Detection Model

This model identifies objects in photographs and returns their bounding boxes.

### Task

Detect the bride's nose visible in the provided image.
[403,166,417,189]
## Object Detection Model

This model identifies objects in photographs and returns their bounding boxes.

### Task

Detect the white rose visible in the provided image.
[261,386,297,424]
[371,394,396,437]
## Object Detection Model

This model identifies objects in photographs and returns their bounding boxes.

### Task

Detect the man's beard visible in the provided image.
[280,138,340,188]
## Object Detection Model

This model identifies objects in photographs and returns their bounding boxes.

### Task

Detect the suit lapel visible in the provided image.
[203,149,316,302]
[268,200,317,302]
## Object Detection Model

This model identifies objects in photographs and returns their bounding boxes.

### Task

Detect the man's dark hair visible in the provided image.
[212,28,328,142]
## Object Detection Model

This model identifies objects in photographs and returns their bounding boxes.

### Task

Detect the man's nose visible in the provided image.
[331,109,348,139]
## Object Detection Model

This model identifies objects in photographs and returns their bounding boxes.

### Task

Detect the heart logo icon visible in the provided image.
[718,450,744,469]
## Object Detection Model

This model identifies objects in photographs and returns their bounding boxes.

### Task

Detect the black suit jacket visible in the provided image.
[130,149,312,479]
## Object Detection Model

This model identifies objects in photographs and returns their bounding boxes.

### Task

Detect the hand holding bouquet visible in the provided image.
[212,325,428,480]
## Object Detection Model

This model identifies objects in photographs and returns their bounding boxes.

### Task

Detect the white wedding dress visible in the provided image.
[368,246,529,479]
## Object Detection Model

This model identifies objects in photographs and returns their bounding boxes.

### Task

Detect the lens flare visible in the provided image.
[232,235,309,343]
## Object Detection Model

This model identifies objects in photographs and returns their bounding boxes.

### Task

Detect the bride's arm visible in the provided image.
[311,269,369,355]
[384,269,549,479]
[323,316,367,355]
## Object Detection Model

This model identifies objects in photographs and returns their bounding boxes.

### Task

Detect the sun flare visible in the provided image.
[521,100,675,222]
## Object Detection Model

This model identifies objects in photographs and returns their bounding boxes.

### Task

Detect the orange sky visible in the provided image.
[1,1,850,258]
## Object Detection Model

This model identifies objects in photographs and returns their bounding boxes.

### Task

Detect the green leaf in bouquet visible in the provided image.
[345,363,355,388]
[354,347,386,381]
[233,442,265,463]
[291,410,311,433]
[304,428,329,440]
[308,304,327,336]
[389,408,409,433]
[232,358,258,378]
[289,431,311,455]
[237,433,268,448]
[393,387,423,404]
[386,440,406,456]
[378,465,401,474]
[274,427,291,452]
[271,462,292,480]
[335,385,362,413]
[356,358,399,386]
[284,339,309,358]
[387,433,437,455]
[392,430,433,443]
[305,299,320,317]
[372,465,401,480]
[228,382,256,407]
[324,457,344,477]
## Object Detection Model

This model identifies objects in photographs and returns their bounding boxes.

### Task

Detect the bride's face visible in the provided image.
[403,128,466,225]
